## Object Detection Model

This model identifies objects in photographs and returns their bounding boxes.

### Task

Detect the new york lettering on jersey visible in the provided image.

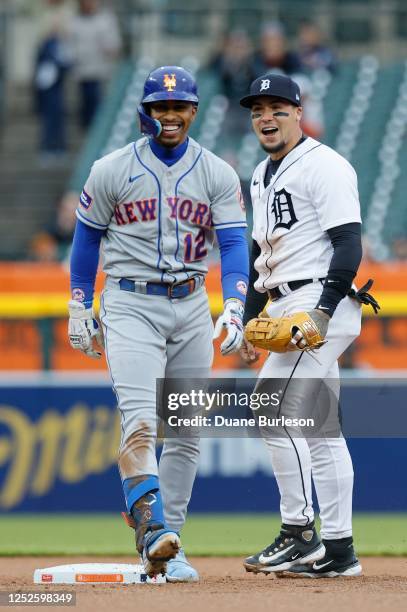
[76,137,245,283]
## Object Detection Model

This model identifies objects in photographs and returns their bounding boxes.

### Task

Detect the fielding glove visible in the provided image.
[244,309,329,353]
[68,300,104,359]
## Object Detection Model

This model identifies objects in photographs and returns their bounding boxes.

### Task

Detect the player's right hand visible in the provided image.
[68,300,104,359]
[213,299,245,356]
[239,338,260,364]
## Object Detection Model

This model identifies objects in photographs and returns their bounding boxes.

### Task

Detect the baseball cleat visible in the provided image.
[281,542,362,578]
[244,523,325,574]
[166,549,199,583]
[142,528,181,578]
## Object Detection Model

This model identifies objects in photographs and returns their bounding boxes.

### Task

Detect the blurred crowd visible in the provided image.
[209,20,337,140]
[29,191,78,263]
[34,0,122,162]
[26,9,407,265]
[29,0,122,262]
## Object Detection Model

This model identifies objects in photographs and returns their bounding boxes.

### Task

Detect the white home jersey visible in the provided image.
[77,136,246,283]
[250,137,361,292]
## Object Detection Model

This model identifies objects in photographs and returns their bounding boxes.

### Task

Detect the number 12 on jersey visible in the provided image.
[184,229,207,262]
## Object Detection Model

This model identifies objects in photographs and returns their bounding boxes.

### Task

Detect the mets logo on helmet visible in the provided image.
[163,73,176,91]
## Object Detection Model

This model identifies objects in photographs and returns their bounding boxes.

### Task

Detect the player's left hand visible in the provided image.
[68,300,104,359]
[213,299,244,356]
[289,308,330,350]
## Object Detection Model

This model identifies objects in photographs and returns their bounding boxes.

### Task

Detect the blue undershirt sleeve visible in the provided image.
[216,227,249,304]
[70,219,104,308]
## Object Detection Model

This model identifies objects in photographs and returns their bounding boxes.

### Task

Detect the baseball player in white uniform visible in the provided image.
[67,66,248,580]
[239,74,378,578]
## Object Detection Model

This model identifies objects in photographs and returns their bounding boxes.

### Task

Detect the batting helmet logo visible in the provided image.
[163,73,177,92]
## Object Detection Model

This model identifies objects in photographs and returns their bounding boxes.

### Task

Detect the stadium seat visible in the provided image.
[322,61,359,147]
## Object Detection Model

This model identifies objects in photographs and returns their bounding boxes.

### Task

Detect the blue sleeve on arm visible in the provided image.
[70,219,104,308]
[216,227,249,304]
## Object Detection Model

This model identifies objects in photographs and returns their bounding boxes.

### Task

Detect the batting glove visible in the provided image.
[68,300,104,359]
[213,299,244,356]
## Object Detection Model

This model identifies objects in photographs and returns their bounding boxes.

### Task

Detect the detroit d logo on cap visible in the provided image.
[260,79,271,92]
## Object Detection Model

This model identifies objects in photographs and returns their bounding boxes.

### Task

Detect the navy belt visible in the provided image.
[119,277,198,299]
[268,278,325,300]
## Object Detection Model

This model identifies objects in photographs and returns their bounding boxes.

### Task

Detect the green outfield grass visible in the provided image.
[0,514,405,556]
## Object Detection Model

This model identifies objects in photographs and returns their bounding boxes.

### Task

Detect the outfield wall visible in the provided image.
[0,375,406,513]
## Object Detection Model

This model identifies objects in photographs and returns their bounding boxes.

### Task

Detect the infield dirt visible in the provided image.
[1,556,406,612]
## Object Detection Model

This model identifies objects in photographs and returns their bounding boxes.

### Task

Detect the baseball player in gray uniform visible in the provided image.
[68,66,249,580]
[239,74,378,578]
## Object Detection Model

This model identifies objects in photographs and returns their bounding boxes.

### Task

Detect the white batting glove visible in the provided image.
[213,299,244,356]
[68,300,104,359]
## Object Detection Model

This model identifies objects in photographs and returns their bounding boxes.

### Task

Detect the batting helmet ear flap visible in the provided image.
[137,104,162,138]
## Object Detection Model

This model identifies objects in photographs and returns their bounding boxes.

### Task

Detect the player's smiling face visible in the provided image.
[250,97,302,159]
[148,100,197,148]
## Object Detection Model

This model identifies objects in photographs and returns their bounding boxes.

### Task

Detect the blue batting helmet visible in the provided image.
[142,66,199,105]
[138,66,199,137]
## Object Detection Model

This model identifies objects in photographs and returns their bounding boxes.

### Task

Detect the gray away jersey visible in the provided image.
[76,137,247,283]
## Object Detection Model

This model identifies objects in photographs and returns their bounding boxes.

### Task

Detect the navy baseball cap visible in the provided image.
[240,74,301,108]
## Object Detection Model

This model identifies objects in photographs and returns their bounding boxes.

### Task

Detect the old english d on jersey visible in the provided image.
[250,137,361,292]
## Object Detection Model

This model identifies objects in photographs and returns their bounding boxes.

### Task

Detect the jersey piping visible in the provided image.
[260,143,323,289]
[133,142,164,281]
[174,146,203,277]
[76,208,108,229]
